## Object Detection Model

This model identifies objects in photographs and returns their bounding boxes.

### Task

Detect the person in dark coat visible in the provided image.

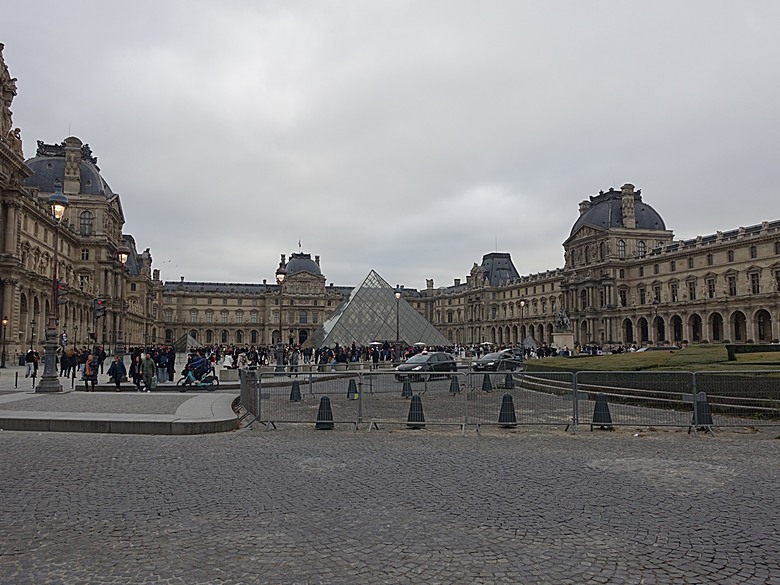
[83,354,98,391]
[107,355,127,392]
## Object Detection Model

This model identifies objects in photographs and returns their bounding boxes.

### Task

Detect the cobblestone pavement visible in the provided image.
[1,426,779,584]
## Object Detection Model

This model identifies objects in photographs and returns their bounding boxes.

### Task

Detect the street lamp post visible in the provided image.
[29,318,35,351]
[1,315,8,369]
[73,324,78,351]
[116,243,130,361]
[36,184,69,393]
[394,285,402,365]
[275,262,286,372]
[651,298,660,344]
[519,299,526,358]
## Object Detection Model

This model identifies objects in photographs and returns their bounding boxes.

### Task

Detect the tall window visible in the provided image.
[653,286,661,302]
[190,309,198,323]
[670,283,678,302]
[688,281,697,301]
[728,275,737,296]
[707,254,713,266]
[299,311,308,324]
[599,242,606,261]
[670,260,676,272]
[617,240,626,259]
[637,241,646,257]
[619,289,627,307]
[750,272,760,294]
[81,248,89,260]
[707,278,716,298]
[639,288,646,305]
[206,311,213,323]
[727,250,735,262]
[750,245,757,259]
[688,257,694,269]
[79,211,94,236]
[221,310,229,323]
[250,311,258,323]
[236,311,244,324]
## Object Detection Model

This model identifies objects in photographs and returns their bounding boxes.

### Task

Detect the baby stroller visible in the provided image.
[176,364,220,392]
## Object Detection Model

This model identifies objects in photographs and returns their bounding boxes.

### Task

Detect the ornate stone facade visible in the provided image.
[422,184,780,348]
[3,42,779,354]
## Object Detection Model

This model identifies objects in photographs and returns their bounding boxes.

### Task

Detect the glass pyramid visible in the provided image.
[304,270,452,348]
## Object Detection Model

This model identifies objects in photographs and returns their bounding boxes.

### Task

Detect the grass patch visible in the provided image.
[529,344,780,372]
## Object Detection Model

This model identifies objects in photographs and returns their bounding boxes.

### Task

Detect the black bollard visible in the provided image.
[449,375,461,395]
[504,372,514,390]
[591,392,613,431]
[315,396,334,430]
[289,380,302,402]
[482,373,493,393]
[401,379,413,398]
[346,378,358,400]
[498,393,517,427]
[407,394,425,429]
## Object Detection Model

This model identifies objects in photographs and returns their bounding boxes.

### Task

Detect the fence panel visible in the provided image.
[239,369,261,421]
[256,369,362,425]
[693,371,780,427]
[360,371,468,429]
[466,370,576,427]
[575,371,693,428]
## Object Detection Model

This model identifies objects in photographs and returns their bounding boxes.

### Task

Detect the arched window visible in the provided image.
[79,211,94,236]
[750,245,757,259]
[617,240,626,259]
[584,247,591,265]
[637,241,646,258]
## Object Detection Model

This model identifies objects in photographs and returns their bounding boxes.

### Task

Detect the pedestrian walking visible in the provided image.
[107,355,127,392]
[83,354,98,391]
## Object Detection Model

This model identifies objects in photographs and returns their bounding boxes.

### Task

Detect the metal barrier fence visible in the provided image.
[238,367,780,431]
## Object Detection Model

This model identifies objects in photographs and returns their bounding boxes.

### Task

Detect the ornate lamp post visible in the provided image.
[394,285,402,364]
[1,315,8,369]
[73,324,78,351]
[37,184,69,392]
[651,298,660,344]
[116,243,130,360]
[29,318,35,351]
[275,263,286,372]
[519,299,526,355]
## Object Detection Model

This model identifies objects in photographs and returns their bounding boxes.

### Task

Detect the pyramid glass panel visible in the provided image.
[304,270,451,348]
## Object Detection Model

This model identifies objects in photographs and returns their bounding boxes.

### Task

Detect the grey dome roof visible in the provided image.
[570,187,665,235]
[286,253,322,277]
[23,139,114,198]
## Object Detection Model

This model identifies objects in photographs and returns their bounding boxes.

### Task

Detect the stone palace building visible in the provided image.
[2,43,779,361]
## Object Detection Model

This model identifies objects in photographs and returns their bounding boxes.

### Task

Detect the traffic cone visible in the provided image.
[498,393,517,428]
[591,393,613,430]
[315,396,334,430]
[289,380,302,402]
[449,375,461,395]
[482,373,493,393]
[401,379,413,398]
[407,394,425,429]
[504,372,514,390]
[346,378,358,400]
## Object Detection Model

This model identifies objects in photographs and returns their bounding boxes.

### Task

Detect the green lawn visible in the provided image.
[530,344,780,372]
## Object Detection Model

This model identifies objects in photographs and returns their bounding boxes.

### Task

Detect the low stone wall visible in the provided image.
[725,344,780,361]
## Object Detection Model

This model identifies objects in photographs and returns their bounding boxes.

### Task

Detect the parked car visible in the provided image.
[395,352,457,381]
[473,351,523,372]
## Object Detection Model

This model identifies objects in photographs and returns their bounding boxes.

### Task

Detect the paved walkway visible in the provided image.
[0,362,238,434]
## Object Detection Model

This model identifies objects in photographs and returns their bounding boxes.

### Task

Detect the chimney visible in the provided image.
[454,278,461,286]
[578,200,591,216]
[63,136,83,195]
[180,276,184,282]
[153,269,160,281]
[315,255,320,265]
[621,183,636,229]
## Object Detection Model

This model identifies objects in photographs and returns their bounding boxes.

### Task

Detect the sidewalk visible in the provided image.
[0,363,238,435]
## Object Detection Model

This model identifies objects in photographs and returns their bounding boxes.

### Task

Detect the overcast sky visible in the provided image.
[4,1,780,290]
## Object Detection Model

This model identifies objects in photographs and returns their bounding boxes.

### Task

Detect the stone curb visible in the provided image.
[0,393,238,435]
